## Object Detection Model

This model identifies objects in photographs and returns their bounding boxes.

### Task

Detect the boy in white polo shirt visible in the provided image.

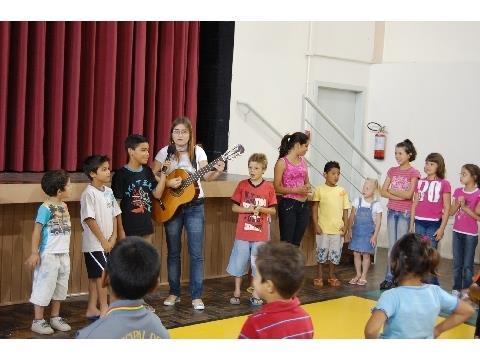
[81,155,122,320]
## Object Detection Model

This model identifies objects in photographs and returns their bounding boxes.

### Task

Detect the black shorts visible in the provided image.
[84,251,108,279]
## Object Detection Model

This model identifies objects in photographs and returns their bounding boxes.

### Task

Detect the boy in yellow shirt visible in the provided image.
[311,161,350,287]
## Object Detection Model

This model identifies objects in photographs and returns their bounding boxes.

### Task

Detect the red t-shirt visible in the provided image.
[386,166,420,212]
[239,297,314,339]
[231,179,277,242]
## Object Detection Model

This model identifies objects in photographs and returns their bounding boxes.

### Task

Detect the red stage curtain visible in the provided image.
[0,21,200,172]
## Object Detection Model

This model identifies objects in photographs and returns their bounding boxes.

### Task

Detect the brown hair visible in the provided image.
[425,153,446,179]
[390,233,439,283]
[278,132,309,159]
[462,163,480,188]
[396,138,417,162]
[169,116,195,163]
[248,153,268,170]
[256,242,305,299]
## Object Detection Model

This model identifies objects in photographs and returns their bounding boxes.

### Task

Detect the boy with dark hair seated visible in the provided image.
[76,236,169,339]
[238,242,314,339]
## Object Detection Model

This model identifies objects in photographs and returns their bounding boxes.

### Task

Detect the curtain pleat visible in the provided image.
[0,21,199,172]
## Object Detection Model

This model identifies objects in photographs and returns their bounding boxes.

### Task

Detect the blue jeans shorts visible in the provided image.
[226,240,266,277]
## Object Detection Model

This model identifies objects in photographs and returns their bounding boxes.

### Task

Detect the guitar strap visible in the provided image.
[192,145,197,171]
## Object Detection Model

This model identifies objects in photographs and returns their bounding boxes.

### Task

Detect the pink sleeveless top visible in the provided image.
[281,156,308,200]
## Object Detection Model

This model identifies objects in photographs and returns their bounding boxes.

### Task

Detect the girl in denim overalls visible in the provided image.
[346,178,383,286]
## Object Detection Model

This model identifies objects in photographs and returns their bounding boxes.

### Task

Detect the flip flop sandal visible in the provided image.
[349,277,360,285]
[249,297,263,306]
[313,278,324,288]
[328,278,342,287]
[356,279,368,286]
[229,297,241,305]
[246,286,254,294]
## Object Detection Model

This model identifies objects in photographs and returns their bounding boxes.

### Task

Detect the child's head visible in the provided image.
[390,233,439,283]
[424,153,446,179]
[170,116,194,159]
[395,139,417,165]
[362,178,379,199]
[324,161,340,186]
[248,153,267,181]
[254,242,305,301]
[125,134,150,165]
[104,236,160,300]
[83,155,110,183]
[41,170,71,199]
[278,132,309,159]
[460,164,480,188]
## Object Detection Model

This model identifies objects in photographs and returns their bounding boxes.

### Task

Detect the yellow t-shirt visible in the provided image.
[313,184,351,235]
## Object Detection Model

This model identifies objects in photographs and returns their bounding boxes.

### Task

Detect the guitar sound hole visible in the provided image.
[170,188,184,197]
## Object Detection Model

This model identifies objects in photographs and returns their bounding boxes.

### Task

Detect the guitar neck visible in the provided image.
[182,157,223,186]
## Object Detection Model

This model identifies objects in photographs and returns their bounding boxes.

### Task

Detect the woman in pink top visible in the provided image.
[380,139,420,290]
[410,153,451,285]
[449,164,480,299]
[273,132,311,246]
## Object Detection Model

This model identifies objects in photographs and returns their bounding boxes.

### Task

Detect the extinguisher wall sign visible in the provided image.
[367,122,387,160]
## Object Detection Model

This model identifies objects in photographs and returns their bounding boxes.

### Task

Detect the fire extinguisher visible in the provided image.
[367,122,387,160]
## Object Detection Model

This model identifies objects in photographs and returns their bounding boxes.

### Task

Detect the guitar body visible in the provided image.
[152,169,199,223]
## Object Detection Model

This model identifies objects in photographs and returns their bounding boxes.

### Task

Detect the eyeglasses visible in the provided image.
[172,129,189,135]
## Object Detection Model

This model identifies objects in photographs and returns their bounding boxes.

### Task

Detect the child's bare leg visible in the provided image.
[360,253,371,281]
[234,276,242,298]
[96,278,109,316]
[353,252,362,279]
[329,262,337,279]
[50,300,61,317]
[34,304,45,320]
[86,279,100,317]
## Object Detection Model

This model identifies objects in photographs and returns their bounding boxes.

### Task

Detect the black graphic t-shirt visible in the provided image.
[111,166,158,236]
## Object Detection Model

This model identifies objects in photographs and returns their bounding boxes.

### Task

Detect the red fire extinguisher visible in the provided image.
[367,122,387,160]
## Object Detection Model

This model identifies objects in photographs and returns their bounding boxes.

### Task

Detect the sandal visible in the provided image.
[348,277,360,285]
[230,296,241,305]
[327,278,342,287]
[246,286,254,294]
[356,279,368,286]
[249,297,263,306]
[313,278,324,288]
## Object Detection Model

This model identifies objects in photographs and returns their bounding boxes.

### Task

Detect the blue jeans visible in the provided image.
[385,209,410,282]
[452,231,478,291]
[414,219,441,285]
[164,200,205,299]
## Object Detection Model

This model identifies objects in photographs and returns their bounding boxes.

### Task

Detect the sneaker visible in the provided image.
[452,290,461,298]
[50,317,71,332]
[163,295,180,306]
[192,298,205,310]
[379,280,393,290]
[144,303,156,313]
[31,319,54,335]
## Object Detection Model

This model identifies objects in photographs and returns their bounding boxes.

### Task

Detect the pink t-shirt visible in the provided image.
[415,178,451,221]
[452,187,480,236]
[386,166,421,212]
[281,157,308,200]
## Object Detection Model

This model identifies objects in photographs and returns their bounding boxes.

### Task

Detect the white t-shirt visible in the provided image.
[155,145,208,198]
[80,184,122,253]
[352,197,383,220]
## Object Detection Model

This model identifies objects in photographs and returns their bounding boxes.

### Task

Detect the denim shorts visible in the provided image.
[226,240,266,277]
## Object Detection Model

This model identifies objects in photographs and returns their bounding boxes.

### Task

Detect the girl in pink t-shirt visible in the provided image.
[380,139,420,290]
[410,153,451,285]
[449,164,480,299]
[273,132,311,247]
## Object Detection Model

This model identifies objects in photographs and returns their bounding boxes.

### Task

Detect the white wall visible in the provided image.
[228,21,375,178]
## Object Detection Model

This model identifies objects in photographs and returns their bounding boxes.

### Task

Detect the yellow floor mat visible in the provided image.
[169,296,475,339]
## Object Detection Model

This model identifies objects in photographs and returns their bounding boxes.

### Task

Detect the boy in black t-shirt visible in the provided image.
[111,134,169,243]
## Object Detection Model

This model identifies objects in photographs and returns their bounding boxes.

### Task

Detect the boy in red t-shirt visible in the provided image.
[239,242,314,339]
[227,153,277,306]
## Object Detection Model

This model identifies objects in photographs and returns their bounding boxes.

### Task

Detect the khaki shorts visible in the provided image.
[315,234,343,265]
[30,253,70,306]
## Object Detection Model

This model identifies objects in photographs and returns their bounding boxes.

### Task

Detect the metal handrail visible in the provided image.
[237,101,362,194]
[303,95,382,178]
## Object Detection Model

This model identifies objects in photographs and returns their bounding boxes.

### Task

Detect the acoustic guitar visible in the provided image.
[152,144,245,223]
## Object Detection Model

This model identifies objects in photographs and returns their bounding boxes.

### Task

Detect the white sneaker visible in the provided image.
[452,290,461,298]
[192,299,205,310]
[163,295,180,306]
[31,319,54,335]
[50,317,71,332]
